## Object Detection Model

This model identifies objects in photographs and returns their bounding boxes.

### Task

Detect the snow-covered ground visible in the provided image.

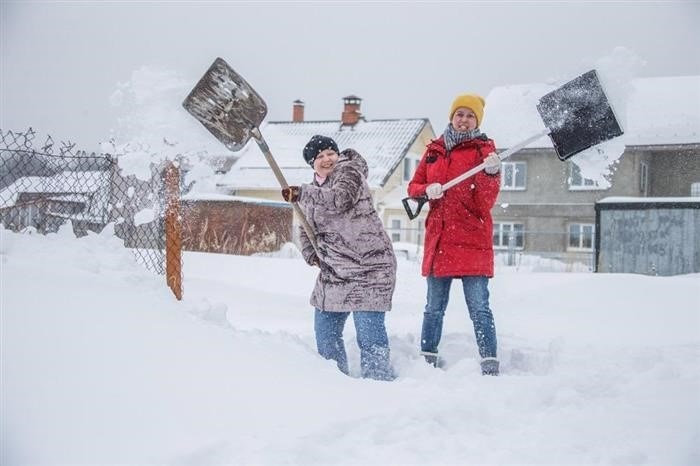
[2,226,699,465]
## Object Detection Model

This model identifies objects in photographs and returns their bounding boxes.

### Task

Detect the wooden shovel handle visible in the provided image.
[250,128,321,258]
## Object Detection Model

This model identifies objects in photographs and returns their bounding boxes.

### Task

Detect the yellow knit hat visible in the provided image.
[449,94,485,126]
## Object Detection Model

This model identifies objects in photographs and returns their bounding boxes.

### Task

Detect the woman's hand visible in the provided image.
[426,183,444,200]
[281,186,301,202]
[483,152,501,175]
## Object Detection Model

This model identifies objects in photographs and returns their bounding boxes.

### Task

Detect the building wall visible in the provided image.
[378,125,435,245]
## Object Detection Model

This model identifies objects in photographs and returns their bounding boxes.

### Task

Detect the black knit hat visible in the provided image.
[303,135,339,166]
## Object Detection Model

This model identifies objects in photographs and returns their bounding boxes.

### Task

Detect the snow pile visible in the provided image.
[2,226,699,465]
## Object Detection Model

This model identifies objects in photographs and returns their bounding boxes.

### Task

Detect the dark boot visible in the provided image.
[481,357,499,376]
[420,351,439,368]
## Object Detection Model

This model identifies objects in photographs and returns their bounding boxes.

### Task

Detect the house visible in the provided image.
[0,170,110,234]
[217,96,436,247]
[483,75,700,268]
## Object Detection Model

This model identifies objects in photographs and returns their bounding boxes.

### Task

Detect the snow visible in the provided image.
[179,192,289,207]
[106,66,230,186]
[2,226,699,465]
[133,207,156,226]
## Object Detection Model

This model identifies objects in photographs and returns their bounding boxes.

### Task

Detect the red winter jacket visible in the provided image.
[408,135,500,277]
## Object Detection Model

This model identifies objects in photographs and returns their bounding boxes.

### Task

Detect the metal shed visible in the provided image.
[595,197,700,276]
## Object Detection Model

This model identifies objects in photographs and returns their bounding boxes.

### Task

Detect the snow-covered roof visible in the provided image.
[218,118,429,190]
[180,192,291,207]
[483,75,700,149]
[0,171,108,209]
[598,196,700,204]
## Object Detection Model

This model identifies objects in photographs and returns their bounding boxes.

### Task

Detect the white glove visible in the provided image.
[483,152,501,175]
[425,183,444,200]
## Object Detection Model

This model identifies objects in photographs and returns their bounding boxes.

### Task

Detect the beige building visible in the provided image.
[217,96,435,248]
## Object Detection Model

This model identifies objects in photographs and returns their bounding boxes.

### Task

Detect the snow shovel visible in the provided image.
[182,57,320,256]
[402,69,624,220]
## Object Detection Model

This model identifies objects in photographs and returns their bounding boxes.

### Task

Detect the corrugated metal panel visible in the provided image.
[595,200,700,275]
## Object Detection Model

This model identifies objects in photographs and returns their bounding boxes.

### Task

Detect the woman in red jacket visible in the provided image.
[407,94,501,375]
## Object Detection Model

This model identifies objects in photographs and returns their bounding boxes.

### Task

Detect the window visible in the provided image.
[568,163,600,190]
[568,223,595,250]
[501,162,526,190]
[493,222,524,249]
[390,218,402,242]
[640,161,649,195]
[691,182,700,197]
[403,158,412,182]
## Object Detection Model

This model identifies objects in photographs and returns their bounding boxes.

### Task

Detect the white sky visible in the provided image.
[2,227,699,464]
[2,1,699,151]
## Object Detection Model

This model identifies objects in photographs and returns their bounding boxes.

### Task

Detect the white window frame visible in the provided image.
[567,223,595,251]
[501,161,526,191]
[493,222,524,250]
[403,157,412,182]
[640,161,649,195]
[388,216,403,243]
[690,182,700,197]
[568,163,604,191]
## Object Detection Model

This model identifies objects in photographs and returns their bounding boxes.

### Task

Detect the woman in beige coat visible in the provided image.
[282,135,396,381]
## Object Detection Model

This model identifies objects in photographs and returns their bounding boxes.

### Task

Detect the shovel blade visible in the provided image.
[537,70,623,160]
[182,57,267,151]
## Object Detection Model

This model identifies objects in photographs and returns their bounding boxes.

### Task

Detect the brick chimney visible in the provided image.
[341,95,362,126]
[292,99,305,122]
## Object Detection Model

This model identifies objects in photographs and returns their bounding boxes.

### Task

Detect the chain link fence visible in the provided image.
[0,128,177,278]
[386,226,594,272]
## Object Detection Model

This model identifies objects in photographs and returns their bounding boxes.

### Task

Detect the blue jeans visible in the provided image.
[314,309,393,381]
[421,275,497,359]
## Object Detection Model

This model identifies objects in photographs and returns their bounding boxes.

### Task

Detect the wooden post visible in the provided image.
[164,161,183,300]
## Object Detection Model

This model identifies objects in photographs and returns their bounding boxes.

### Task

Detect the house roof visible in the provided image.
[0,171,108,209]
[217,118,430,190]
[483,75,700,149]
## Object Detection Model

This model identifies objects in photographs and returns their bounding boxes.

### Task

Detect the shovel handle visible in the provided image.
[250,128,321,258]
[401,195,428,220]
[442,129,550,192]
[404,129,550,220]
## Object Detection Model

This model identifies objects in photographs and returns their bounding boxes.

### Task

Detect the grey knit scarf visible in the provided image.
[443,124,482,151]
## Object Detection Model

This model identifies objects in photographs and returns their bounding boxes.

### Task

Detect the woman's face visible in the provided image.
[451,107,478,132]
[313,149,339,178]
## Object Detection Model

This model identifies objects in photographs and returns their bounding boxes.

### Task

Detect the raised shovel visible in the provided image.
[402,69,624,219]
[182,57,320,256]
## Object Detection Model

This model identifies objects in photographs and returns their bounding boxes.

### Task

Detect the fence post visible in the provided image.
[164,161,183,300]
[507,229,516,266]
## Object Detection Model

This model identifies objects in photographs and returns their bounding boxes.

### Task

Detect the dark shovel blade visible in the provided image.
[182,57,267,151]
[537,70,623,160]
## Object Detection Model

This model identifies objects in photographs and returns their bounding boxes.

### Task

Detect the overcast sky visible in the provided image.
[2,1,699,151]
